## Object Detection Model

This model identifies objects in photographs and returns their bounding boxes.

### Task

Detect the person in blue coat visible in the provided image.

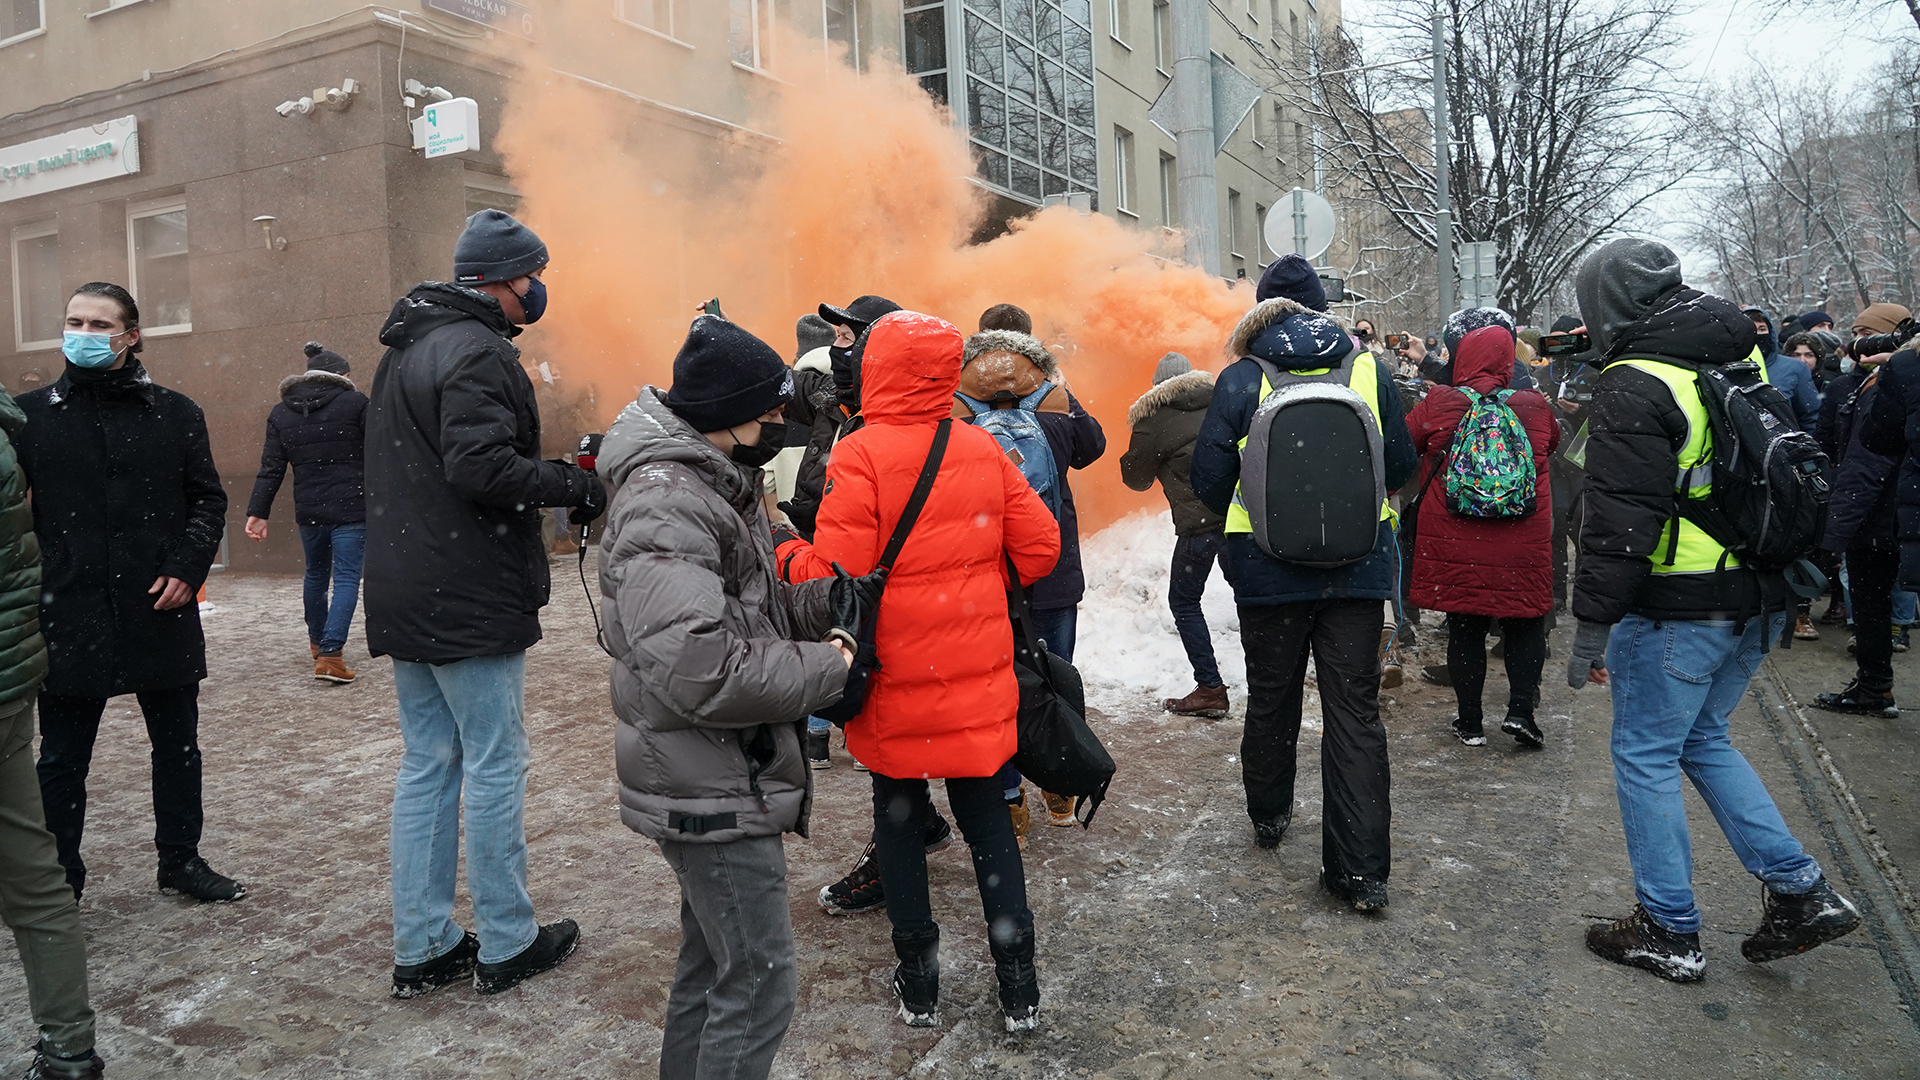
[1743,306,1819,431]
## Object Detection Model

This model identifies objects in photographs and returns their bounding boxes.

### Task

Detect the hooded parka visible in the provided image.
[1119,370,1222,535]
[598,388,846,843]
[1861,340,1920,584]
[0,390,46,711]
[776,312,1061,780]
[1405,326,1560,618]
[245,370,367,525]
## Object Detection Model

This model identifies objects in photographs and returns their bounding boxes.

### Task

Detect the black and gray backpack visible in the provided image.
[1238,354,1386,568]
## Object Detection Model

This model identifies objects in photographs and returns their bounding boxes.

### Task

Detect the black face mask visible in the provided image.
[727,420,786,469]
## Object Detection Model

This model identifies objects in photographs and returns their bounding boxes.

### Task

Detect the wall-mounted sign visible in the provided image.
[412,98,480,159]
[0,116,140,204]
[423,0,534,38]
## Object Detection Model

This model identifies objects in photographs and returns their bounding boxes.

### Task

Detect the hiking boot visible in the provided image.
[25,1043,104,1080]
[1811,679,1899,718]
[1896,625,1912,654]
[1741,877,1862,962]
[308,642,320,660]
[158,855,246,902]
[1042,791,1076,827]
[1450,717,1486,747]
[313,653,356,683]
[1379,627,1403,689]
[1007,790,1029,851]
[805,728,832,770]
[1252,810,1291,849]
[1320,870,1388,913]
[1164,683,1229,719]
[891,927,940,1028]
[474,919,579,994]
[991,924,1040,1032]
[1793,613,1820,641]
[1500,714,1545,749]
[1584,905,1704,982]
[391,931,480,999]
[819,842,886,915]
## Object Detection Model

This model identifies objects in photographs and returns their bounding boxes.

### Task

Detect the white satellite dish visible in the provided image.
[1263,187,1335,262]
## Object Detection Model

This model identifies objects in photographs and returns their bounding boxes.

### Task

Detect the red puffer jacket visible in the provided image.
[1405,325,1560,619]
[776,311,1061,779]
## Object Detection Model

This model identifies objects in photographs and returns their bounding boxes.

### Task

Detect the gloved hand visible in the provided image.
[770,522,802,550]
[573,470,608,526]
[828,561,888,638]
[1565,619,1613,690]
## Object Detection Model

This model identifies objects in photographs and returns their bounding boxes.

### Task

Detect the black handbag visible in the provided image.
[815,420,951,728]
[1005,555,1114,826]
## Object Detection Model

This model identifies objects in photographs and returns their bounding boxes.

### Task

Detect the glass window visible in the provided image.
[1106,0,1125,41]
[1152,0,1169,69]
[1011,159,1042,199]
[1036,4,1061,56]
[903,7,947,73]
[128,202,190,332]
[966,11,1003,81]
[974,144,1010,187]
[1006,0,1034,40]
[1158,153,1176,226]
[11,223,60,349]
[965,0,1001,17]
[1006,39,1036,100]
[2,0,42,43]
[1113,127,1136,212]
[1041,114,1066,169]
[1009,98,1039,160]
[465,170,522,217]
[969,78,1007,147]
[1066,72,1093,128]
[919,72,949,104]
[1228,188,1243,258]
[1064,18,1092,76]
[1069,129,1096,185]
[1063,0,1090,25]
[1039,54,1065,115]
[615,0,681,38]
[730,0,775,69]
[826,0,859,68]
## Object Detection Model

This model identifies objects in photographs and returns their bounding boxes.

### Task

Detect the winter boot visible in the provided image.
[1421,664,1452,687]
[25,1043,104,1080]
[1042,791,1076,828]
[1793,613,1820,640]
[308,641,320,660]
[158,855,246,902]
[1449,716,1486,747]
[924,814,955,855]
[1584,905,1704,982]
[1500,714,1545,749]
[391,931,480,999]
[474,918,580,994]
[1320,869,1388,913]
[1820,597,1848,625]
[1740,877,1862,962]
[1811,679,1899,718]
[805,728,832,770]
[819,842,886,915]
[891,926,941,1027]
[313,653,356,683]
[990,923,1040,1032]
[1380,627,1404,690]
[1252,809,1291,849]
[1164,684,1229,719]
[1007,790,1029,851]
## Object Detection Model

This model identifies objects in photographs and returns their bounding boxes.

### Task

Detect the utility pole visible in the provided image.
[1171,0,1220,272]
[1432,9,1454,322]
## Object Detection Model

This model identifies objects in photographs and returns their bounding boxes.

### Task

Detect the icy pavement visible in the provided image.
[0,527,1916,1078]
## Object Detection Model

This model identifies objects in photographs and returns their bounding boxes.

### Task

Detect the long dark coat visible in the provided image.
[11,361,227,697]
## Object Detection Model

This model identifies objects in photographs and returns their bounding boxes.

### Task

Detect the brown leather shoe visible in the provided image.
[309,642,320,660]
[1042,791,1076,827]
[314,654,357,683]
[1007,788,1030,851]
[1164,684,1229,719]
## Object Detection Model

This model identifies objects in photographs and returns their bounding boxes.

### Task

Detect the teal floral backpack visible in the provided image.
[1443,388,1537,518]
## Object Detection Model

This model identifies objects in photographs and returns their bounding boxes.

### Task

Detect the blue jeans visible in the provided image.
[390,652,537,966]
[1170,531,1226,688]
[299,523,364,654]
[1605,614,1821,934]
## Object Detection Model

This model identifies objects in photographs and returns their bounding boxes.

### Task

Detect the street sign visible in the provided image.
[1458,240,1499,309]
[1263,187,1334,261]
[413,98,480,158]
[424,0,534,38]
[1144,52,1263,155]
[0,116,140,204]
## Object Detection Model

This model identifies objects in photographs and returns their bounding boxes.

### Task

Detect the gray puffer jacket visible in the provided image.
[598,388,846,843]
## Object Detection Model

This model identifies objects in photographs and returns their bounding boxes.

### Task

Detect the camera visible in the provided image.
[1851,317,1917,359]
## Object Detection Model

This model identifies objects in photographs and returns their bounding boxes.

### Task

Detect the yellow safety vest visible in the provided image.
[1225,351,1395,534]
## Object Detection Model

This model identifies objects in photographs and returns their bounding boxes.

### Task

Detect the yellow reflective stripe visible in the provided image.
[1751,345,1769,384]
[1599,357,1740,573]
[1226,352,1393,534]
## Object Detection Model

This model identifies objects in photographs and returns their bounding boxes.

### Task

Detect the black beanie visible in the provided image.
[1255,254,1328,311]
[303,341,349,375]
[453,209,549,285]
[665,316,794,433]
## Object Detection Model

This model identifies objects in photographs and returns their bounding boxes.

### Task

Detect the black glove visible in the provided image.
[828,561,887,639]
[573,470,608,526]
[771,523,802,550]
[1565,619,1612,690]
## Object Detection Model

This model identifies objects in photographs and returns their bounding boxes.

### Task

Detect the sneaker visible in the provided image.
[805,728,832,770]
[1042,791,1076,828]
[1252,810,1291,849]
[1320,869,1388,913]
[474,919,580,994]
[1164,683,1229,719]
[391,931,480,999]
[158,855,247,902]
[25,1043,104,1080]
[1811,679,1899,718]
[1741,877,1863,962]
[991,925,1039,1033]
[1584,905,1704,982]
[313,653,356,683]
[1500,714,1545,749]
[1896,626,1912,654]
[891,928,940,1028]
[851,756,870,773]
[1450,717,1486,747]
[819,842,886,915]
[1793,613,1820,641]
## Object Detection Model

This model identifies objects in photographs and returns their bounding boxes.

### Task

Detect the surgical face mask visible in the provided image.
[516,276,547,324]
[728,419,786,469]
[62,331,120,369]
[1842,356,1857,374]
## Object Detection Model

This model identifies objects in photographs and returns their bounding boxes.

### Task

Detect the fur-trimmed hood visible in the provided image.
[1226,297,1351,367]
[955,329,1067,412]
[1128,369,1213,426]
[279,370,358,415]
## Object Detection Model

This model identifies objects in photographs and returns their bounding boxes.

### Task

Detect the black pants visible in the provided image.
[1550,465,1585,604]
[36,686,203,894]
[1446,614,1548,725]
[1848,542,1900,694]
[1238,599,1392,883]
[870,771,1032,946]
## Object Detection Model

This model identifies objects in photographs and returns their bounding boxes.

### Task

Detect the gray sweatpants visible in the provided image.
[656,835,796,1080]
[1,701,95,1058]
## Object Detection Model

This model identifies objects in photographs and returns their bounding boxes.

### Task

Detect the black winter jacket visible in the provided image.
[779,366,860,539]
[0,391,46,713]
[1030,392,1105,612]
[1816,367,1867,460]
[1822,374,1898,554]
[1121,371,1221,535]
[12,362,227,696]
[363,283,601,663]
[246,371,367,525]
[1861,344,1920,584]
[1571,286,1780,625]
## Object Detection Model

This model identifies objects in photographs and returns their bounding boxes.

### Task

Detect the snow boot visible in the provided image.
[1811,679,1899,718]
[474,919,580,995]
[1320,869,1388,913]
[1449,716,1486,747]
[1007,789,1030,851]
[990,924,1040,1032]
[158,855,246,903]
[805,728,832,770]
[391,931,480,999]
[1584,905,1704,982]
[1500,713,1545,749]
[25,1043,104,1080]
[1252,809,1291,849]
[1042,791,1076,827]
[891,926,940,1027]
[1164,684,1229,719]
[1740,877,1862,963]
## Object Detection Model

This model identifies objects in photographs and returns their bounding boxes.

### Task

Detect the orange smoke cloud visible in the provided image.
[496,10,1255,531]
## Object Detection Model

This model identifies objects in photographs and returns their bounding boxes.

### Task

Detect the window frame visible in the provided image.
[1113,126,1137,216]
[1157,152,1176,228]
[10,220,60,352]
[1151,0,1169,74]
[1227,188,1243,261]
[730,0,776,74]
[126,197,191,336]
[1107,0,1128,46]
[613,0,695,48]
[824,0,861,71]
[0,0,44,48]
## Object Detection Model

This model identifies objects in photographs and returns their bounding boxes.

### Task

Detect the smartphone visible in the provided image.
[1539,331,1591,356]
[703,297,722,316]
[1384,333,1404,349]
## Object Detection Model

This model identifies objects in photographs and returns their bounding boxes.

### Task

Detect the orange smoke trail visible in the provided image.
[496,9,1256,531]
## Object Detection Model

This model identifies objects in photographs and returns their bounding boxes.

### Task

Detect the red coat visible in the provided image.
[777,312,1061,779]
[1405,326,1560,619]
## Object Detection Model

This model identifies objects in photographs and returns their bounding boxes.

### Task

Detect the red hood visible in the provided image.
[1455,325,1516,394]
[860,311,964,425]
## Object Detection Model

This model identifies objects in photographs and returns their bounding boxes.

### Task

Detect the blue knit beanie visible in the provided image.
[1255,255,1328,311]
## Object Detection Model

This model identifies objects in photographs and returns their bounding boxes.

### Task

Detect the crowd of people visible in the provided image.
[0,211,1902,1078]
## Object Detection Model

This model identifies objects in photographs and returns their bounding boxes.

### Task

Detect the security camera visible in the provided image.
[404,78,454,102]
[275,97,313,117]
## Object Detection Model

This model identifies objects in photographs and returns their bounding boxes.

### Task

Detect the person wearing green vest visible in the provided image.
[1565,238,1860,983]
[1190,256,1415,913]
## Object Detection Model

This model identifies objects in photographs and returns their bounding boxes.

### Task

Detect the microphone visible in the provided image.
[576,433,604,546]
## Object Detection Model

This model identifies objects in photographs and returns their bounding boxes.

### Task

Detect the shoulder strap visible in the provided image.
[955,394,992,418]
[1003,552,1055,688]
[877,419,951,572]
[1016,381,1055,411]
